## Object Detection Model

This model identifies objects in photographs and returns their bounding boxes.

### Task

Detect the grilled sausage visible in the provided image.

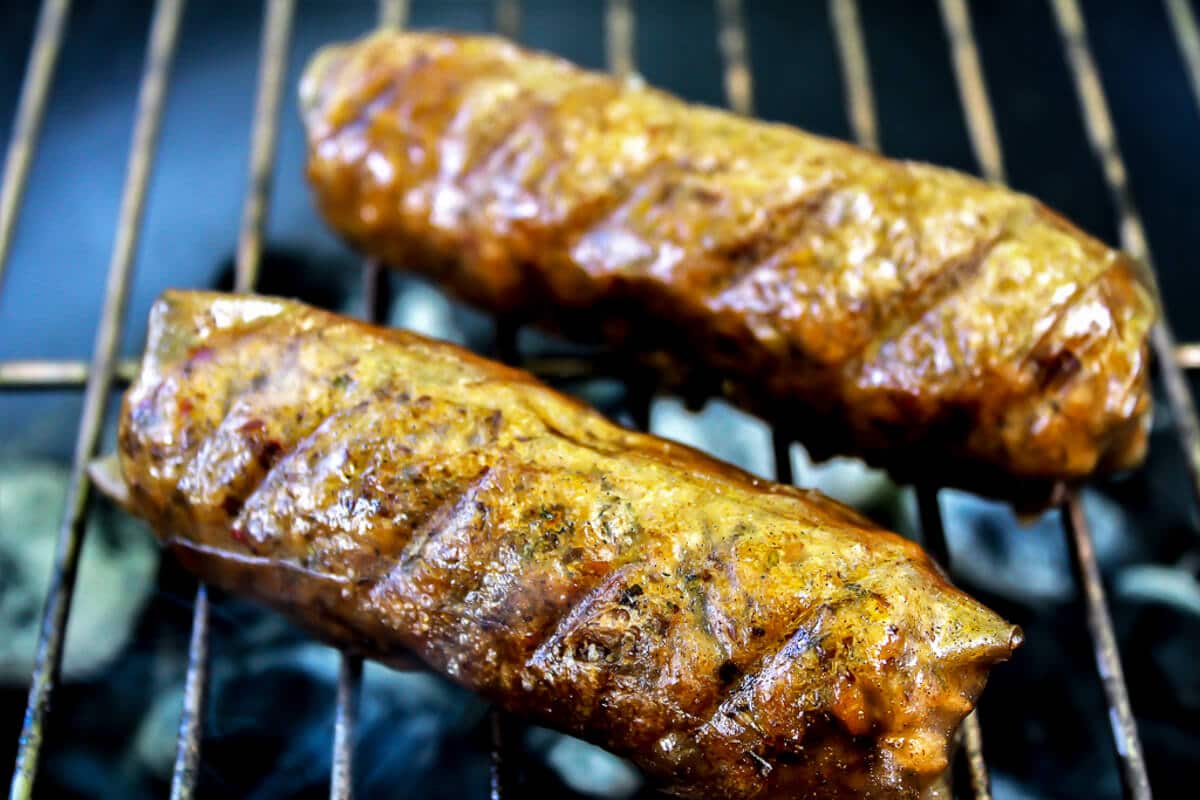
[300,32,1156,504]
[116,290,1019,799]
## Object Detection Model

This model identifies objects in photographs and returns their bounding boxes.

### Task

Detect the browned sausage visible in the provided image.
[115,290,1019,799]
[301,31,1156,505]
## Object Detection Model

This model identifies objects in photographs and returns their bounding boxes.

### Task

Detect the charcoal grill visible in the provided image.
[2,1,1194,798]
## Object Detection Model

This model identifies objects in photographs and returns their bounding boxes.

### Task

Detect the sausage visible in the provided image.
[116,290,1020,799]
[300,31,1156,505]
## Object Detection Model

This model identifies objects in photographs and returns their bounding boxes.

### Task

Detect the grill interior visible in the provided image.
[3,1,1198,798]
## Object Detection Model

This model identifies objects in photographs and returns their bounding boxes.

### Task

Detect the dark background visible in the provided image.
[1,1,1198,798]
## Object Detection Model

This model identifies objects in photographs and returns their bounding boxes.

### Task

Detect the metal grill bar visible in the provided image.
[170,585,210,800]
[1052,0,1200,513]
[0,358,139,388]
[713,0,819,500]
[488,709,511,800]
[938,0,1006,183]
[0,0,71,291]
[960,705,991,800]
[715,0,753,114]
[333,259,382,800]
[713,0,803,494]
[480,5,524,794]
[1063,493,1152,800]
[11,342,1199,393]
[496,0,520,40]
[771,432,793,485]
[378,0,409,31]
[7,1,186,797]
[236,0,295,293]
[487,309,515,798]
[1177,344,1200,370]
[362,261,392,323]
[606,0,635,81]
[915,487,991,800]
[1045,2,1160,795]
[331,655,364,800]
[327,6,410,797]
[169,3,295,798]
[1165,0,1200,114]
[0,353,629,390]
[716,0,754,117]
[828,0,878,151]
[827,2,995,794]
[329,5,408,799]
[604,0,647,434]
[934,2,1152,796]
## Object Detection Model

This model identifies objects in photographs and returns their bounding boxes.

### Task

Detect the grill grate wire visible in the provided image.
[331,654,365,800]
[3,0,1193,797]
[170,584,209,800]
[332,5,408,799]
[1166,0,1200,110]
[0,0,71,293]
[1044,1,1165,794]
[166,2,297,798]
[1054,0,1200,516]
[929,0,1154,795]
[937,0,1007,184]
[828,0,878,152]
[6,0,187,797]
[833,1,1003,794]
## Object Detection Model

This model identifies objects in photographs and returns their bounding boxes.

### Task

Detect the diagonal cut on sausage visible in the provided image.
[300,32,1156,505]
[114,290,1020,799]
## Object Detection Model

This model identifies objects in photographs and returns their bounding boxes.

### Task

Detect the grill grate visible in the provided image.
[925,1,1158,795]
[1049,0,1200,518]
[3,1,1192,797]
[166,1,298,798]
[0,0,70,292]
[6,0,186,796]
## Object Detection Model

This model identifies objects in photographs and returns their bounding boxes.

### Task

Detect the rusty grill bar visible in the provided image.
[2,0,1185,797]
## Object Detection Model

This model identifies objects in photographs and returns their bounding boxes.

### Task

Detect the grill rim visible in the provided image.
[1,1,1185,797]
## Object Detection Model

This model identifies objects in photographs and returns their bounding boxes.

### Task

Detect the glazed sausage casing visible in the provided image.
[301,32,1155,503]
[118,291,1019,799]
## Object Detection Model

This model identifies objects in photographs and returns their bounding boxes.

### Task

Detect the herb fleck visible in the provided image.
[619,584,644,607]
